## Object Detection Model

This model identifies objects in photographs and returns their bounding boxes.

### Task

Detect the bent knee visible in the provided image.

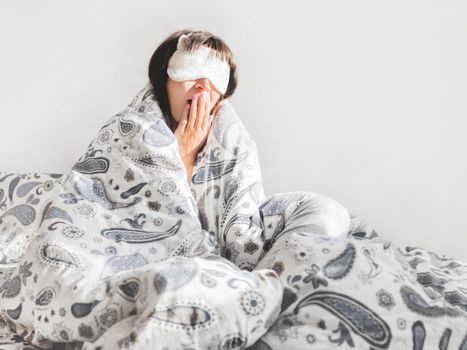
[298,191,350,237]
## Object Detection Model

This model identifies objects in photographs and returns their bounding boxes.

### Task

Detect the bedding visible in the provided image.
[0,82,466,349]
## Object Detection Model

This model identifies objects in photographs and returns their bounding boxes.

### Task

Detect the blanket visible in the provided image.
[1,82,466,349]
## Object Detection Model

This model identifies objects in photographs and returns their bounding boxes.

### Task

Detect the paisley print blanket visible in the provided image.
[0,82,466,349]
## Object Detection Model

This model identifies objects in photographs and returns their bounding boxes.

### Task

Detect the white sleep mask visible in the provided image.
[167,34,230,95]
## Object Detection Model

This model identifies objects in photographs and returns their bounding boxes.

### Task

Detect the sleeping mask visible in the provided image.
[167,34,230,95]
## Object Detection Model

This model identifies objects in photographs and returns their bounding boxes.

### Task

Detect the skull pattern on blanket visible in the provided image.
[1,81,467,350]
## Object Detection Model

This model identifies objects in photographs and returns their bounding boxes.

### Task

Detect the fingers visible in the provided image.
[186,92,214,133]
[175,103,190,136]
[195,92,207,129]
[188,94,198,131]
[175,92,216,158]
[203,94,218,132]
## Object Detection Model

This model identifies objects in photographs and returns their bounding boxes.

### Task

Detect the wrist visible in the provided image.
[181,150,197,162]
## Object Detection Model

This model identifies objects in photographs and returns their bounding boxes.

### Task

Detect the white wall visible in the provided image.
[0,0,465,261]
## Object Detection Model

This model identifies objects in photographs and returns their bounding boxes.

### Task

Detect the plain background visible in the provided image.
[0,1,465,261]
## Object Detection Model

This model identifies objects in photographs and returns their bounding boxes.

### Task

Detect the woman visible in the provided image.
[144,29,351,270]
[147,29,237,184]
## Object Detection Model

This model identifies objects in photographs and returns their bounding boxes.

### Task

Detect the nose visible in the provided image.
[195,77,211,92]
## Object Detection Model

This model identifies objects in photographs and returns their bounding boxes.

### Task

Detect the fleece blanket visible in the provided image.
[1,81,466,349]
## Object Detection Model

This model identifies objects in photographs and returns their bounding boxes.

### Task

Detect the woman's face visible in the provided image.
[166,77,222,125]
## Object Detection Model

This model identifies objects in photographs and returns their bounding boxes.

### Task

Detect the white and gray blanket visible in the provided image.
[1,82,466,349]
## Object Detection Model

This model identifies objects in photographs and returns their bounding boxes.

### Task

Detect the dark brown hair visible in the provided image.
[147,29,238,124]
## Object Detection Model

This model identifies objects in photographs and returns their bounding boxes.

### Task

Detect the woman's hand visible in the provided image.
[174,91,216,159]
[174,91,218,183]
